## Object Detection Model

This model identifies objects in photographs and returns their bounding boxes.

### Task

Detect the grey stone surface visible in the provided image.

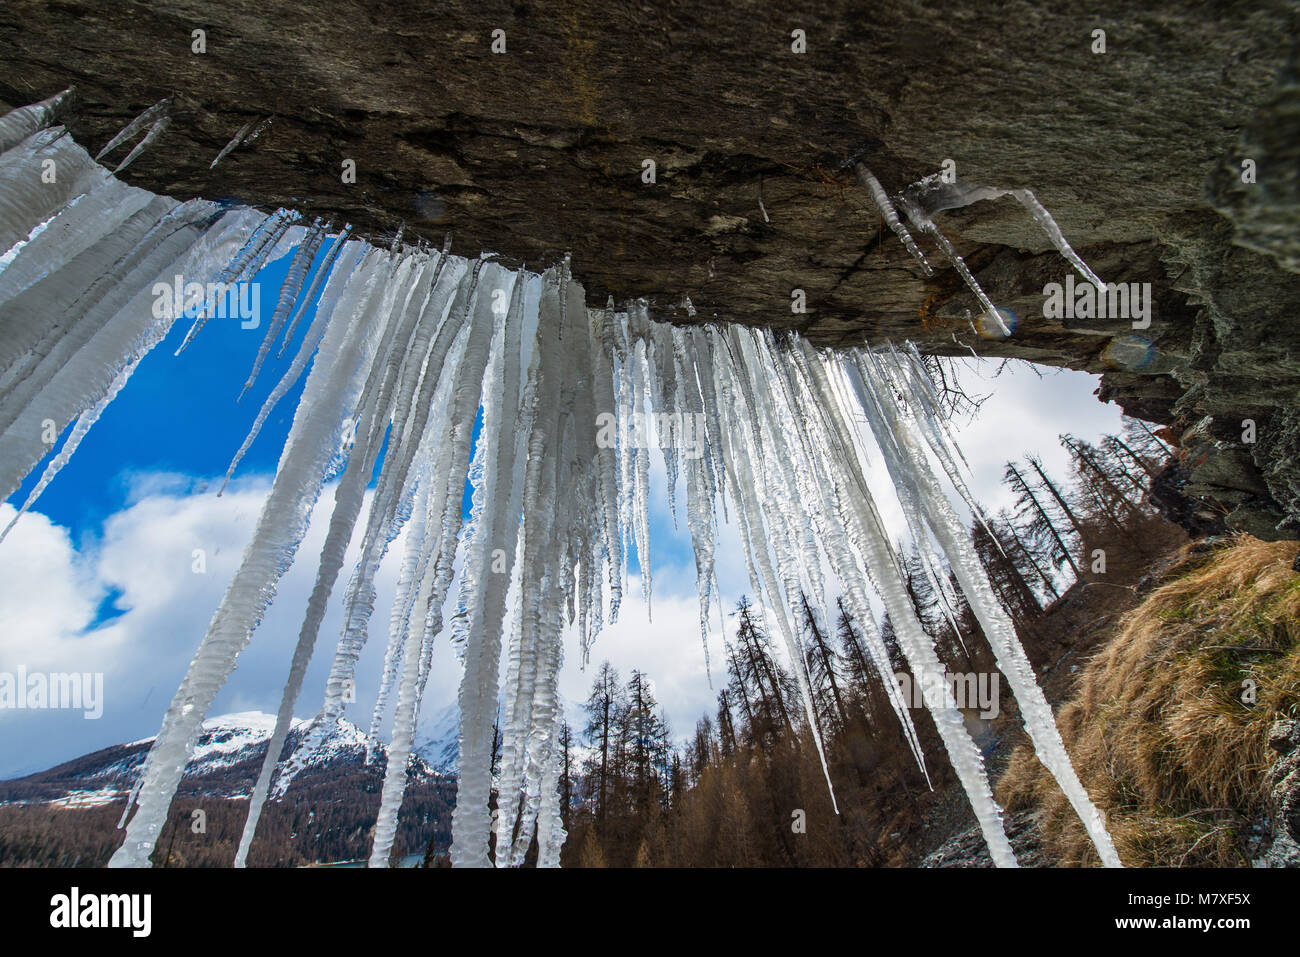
[1255,718,1300,867]
[920,811,1047,868]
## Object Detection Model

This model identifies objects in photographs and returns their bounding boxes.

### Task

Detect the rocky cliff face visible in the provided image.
[1259,718,1300,867]
[2,0,1297,534]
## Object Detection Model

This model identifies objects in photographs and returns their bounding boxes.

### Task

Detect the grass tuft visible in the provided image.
[998,535,1300,866]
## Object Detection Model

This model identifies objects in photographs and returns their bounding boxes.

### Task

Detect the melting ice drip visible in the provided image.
[0,97,1120,868]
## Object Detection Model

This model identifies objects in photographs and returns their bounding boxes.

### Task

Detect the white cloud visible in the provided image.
[945,360,1126,517]
[0,505,104,673]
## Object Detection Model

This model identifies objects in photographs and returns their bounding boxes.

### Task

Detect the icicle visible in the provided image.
[587,300,623,635]
[367,241,466,747]
[234,249,445,866]
[0,121,1113,871]
[672,326,717,685]
[0,128,110,254]
[0,201,242,505]
[848,349,1120,866]
[899,173,1105,290]
[235,362,395,864]
[96,100,167,160]
[782,337,1014,837]
[1003,188,1105,289]
[650,321,681,527]
[112,115,170,174]
[612,306,636,615]
[277,224,353,359]
[855,164,934,276]
[628,318,654,616]
[806,354,1015,861]
[693,325,838,809]
[108,224,398,867]
[209,117,271,169]
[845,350,968,644]
[905,212,1008,336]
[210,207,298,285]
[217,241,367,493]
[174,207,298,356]
[274,257,481,795]
[94,99,171,171]
[782,339,928,766]
[533,713,568,867]
[746,334,840,790]
[369,261,501,867]
[448,269,529,867]
[506,264,612,862]
[0,358,133,542]
[691,326,728,519]
[0,194,175,401]
[493,267,569,864]
[238,218,328,398]
[244,116,273,145]
[367,449,432,752]
[0,177,156,314]
[0,89,72,155]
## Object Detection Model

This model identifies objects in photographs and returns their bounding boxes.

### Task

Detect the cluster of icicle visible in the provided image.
[854,164,1106,336]
[0,96,1120,868]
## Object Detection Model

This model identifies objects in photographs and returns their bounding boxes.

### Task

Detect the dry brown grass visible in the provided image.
[998,535,1300,866]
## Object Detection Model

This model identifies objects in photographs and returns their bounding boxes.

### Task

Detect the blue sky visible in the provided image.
[0,240,1128,777]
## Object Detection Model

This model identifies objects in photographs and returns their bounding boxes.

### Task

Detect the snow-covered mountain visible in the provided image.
[0,712,458,867]
[413,702,461,773]
[0,710,443,807]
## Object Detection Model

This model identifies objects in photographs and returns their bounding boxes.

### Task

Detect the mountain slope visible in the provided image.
[414,703,461,774]
[0,712,457,867]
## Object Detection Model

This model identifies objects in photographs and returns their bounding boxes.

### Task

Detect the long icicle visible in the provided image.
[238,218,329,399]
[369,262,501,866]
[275,256,483,794]
[95,99,170,163]
[232,248,446,865]
[277,225,354,359]
[851,347,1120,865]
[855,163,934,275]
[108,234,396,867]
[449,269,529,867]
